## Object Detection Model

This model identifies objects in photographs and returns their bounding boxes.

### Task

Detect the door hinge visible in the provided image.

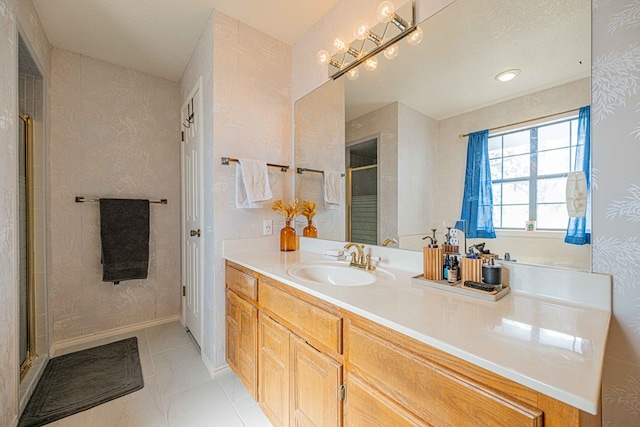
[182,286,186,297]
[339,384,346,401]
[181,131,184,142]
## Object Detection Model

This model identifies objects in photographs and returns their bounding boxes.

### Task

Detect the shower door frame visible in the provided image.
[19,114,37,381]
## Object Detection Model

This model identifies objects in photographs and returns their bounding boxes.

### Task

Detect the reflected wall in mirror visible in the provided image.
[294,0,591,270]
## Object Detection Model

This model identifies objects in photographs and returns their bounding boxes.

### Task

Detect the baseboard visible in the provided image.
[201,351,231,379]
[201,351,216,378]
[213,365,232,378]
[49,315,181,357]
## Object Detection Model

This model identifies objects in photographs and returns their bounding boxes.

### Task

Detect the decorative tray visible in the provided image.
[411,275,510,302]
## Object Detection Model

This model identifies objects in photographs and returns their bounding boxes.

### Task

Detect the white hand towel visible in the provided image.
[323,170,343,209]
[235,158,273,208]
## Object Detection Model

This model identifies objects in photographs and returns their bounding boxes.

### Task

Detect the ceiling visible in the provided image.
[345,0,591,121]
[33,0,341,81]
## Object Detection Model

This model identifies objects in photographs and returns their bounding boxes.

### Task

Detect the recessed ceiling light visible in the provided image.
[495,69,520,82]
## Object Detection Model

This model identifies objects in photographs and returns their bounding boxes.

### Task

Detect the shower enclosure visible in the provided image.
[19,114,36,380]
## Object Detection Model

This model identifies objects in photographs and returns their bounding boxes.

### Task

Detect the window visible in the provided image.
[489,117,579,230]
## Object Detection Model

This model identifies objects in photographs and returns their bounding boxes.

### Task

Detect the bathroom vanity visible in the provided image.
[224,238,610,427]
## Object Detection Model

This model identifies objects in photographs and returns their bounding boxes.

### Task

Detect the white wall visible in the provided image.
[397,102,438,237]
[211,11,292,370]
[48,49,181,343]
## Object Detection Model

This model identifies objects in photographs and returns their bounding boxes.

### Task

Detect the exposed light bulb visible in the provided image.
[406,27,423,46]
[384,44,399,60]
[364,56,378,71]
[346,67,360,80]
[333,36,349,54]
[353,20,370,41]
[376,1,395,23]
[316,50,331,65]
[495,69,521,82]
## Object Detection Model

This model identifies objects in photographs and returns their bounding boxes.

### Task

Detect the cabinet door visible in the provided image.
[344,374,427,427]
[260,312,290,427]
[226,289,257,398]
[225,289,240,374]
[290,334,342,427]
[238,294,258,399]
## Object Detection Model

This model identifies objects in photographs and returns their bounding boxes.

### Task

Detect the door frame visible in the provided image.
[180,77,204,347]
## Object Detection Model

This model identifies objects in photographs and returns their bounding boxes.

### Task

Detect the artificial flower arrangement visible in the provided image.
[301,201,318,237]
[272,199,302,221]
[272,199,301,251]
[300,201,316,221]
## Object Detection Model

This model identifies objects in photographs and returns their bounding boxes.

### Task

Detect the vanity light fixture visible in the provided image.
[346,67,360,80]
[364,56,379,71]
[317,1,419,80]
[384,44,400,60]
[406,27,423,46]
[495,69,521,82]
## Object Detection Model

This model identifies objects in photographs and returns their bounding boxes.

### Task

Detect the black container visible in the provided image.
[482,259,502,290]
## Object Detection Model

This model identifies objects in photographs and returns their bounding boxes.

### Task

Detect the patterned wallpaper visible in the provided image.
[592,1,640,425]
[0,4,19,424]
[211,11,292,369]
[48,49,181,343]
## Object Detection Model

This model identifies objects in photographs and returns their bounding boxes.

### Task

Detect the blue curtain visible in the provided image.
[460,130,496,239]
[565,106,591,245]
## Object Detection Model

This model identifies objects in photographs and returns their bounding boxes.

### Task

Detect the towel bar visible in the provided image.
[221,157,289,172]
[75,196,167,205]
[297,168,345,177]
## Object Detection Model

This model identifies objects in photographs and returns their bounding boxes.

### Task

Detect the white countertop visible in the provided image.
[223,238,611,415]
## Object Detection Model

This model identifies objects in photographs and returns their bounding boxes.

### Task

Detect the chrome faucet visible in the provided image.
[344,242,375,271]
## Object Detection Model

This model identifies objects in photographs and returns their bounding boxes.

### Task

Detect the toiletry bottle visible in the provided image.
[448,258,458,284]
[443,255,450,280]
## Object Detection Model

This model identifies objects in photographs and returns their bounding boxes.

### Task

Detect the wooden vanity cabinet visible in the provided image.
[225,262,259,399]
[258,277,344,427]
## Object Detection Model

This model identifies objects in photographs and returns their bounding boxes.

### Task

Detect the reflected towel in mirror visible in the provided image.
[323,170,343,209]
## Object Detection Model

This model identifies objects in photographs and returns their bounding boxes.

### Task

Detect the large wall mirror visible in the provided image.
[295,0,591,270]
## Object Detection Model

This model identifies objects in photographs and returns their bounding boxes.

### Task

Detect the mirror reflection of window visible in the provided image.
[489,116,580,230]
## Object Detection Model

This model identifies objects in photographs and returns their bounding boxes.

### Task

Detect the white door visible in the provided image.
[181,78,204,347]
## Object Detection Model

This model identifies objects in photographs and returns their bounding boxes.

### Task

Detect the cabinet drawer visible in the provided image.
[348,325,543,427]
[259,279,342,354]
[345,374,427,427]
[226,263,258,301]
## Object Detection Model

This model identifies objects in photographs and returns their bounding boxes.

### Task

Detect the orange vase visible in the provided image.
[280,220,296,251]
[303,219,317,238]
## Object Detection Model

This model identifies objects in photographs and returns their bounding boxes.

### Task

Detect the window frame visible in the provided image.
[489,116,579,231]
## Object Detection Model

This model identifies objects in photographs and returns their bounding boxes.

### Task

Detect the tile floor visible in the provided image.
[43,321,273,427]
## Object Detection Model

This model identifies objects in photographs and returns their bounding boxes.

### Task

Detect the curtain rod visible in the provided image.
[458,108,581,139]
[221,157,289,172]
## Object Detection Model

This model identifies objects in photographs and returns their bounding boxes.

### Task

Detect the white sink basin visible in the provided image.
[287,261,394,286]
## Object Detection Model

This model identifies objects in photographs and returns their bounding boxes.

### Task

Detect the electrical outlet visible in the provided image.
[263,219,273,235]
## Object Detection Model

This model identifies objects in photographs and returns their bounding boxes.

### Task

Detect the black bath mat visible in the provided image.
[19,337,144,427]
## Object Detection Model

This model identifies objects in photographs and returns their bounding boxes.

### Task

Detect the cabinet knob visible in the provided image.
[190,229,201,237]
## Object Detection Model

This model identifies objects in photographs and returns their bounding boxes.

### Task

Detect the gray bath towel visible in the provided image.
[99,198,150,284]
